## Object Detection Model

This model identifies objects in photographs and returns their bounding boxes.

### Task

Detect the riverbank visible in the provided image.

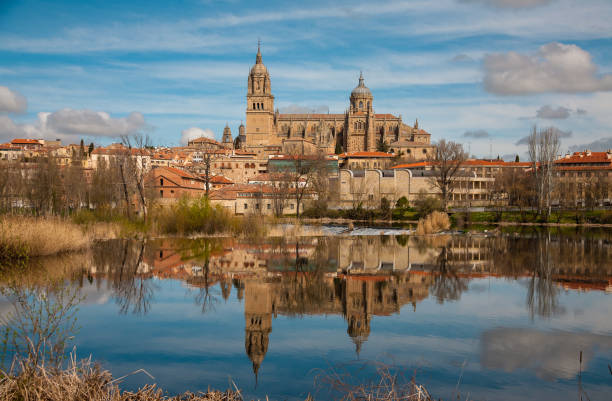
[0,356,433,401]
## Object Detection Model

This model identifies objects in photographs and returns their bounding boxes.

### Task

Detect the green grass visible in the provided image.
[450,210,612,225]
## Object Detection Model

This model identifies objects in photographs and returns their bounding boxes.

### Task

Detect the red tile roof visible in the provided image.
[11,139,41,145]
[209,175,234,184]
[374,113,399,119]
[391,159,532,169]
[555,151,612,164]
[339,151,395,158]
[155,166,200,180]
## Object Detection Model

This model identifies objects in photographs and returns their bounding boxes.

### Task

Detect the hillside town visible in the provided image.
[2,133,612,216]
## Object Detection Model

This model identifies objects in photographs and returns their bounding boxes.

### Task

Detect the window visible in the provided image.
[252,103,255,110]
[160,178,164,186]
[290,204,294,209]
[423,149,427,154]
[171,190,174,194]
[244,203,248,209]
[267,204,271,209]
[359,101,363,110]
[255,203,260,209]
[160,190,163,197]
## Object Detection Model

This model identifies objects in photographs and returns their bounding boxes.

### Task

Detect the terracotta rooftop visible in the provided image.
[209,175,234,184]
[155,166,200,180]
[555,151,612,164]
[339,151,395,158]
[11,139,41,145]
[391,159,532,169]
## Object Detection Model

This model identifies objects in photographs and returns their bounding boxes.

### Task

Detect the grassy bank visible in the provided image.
[0,357,434,401]
[0,196,266,267]
[0,216,93,267]
[450,209,612,226]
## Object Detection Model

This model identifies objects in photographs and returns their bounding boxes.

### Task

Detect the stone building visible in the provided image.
[239,44,434,157]
[336,168,498,208]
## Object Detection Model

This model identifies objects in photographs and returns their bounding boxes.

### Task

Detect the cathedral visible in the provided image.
[234,44,434,159]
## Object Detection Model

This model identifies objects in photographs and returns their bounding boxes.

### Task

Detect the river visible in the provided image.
[1,228,611,400]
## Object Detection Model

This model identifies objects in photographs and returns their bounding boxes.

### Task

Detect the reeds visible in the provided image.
[415,211,451,235]
[0,355,243,401]
[315,363,434,401]
[152,197,266,238]
[0,216,91,260]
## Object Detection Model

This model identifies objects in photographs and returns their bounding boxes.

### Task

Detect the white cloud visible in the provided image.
[536,105,570,119]
[46,109,145,137]
[0,109,146,143]
[180,127,214,145]
[459,0,552,8]
[484,42,612,95]
[0,86,27,113]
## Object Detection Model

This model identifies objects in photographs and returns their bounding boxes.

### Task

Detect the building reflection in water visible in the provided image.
[75,233,612,378]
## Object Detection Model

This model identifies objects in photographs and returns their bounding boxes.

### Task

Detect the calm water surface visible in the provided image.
[2,230,611,400]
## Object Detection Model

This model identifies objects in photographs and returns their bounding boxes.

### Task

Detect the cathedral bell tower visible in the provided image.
[245,42,275,148]
[347,72,375,152]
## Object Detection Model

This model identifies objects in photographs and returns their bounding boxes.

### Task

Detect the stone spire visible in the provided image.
[256,39,262,64]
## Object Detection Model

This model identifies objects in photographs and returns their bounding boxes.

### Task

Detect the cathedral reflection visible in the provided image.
[75,233,612,378]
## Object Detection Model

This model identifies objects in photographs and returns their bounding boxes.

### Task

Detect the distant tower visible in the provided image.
[235,122,247,150]
[222,123,233,149]
[245,41,275,148]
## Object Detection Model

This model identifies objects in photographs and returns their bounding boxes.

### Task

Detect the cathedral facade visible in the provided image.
[238,44,434,159]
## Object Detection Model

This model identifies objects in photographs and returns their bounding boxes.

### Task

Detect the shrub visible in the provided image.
[395,196,409,209]
[413,190,442,217]
[153,196,266,237]
[416,211,451,235]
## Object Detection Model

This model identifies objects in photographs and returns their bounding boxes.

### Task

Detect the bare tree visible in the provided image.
[121,133,152,220]
[270,150,328,218]
[190,143,221,198]
[427,139,468,210]
[270,174,291,217]
[527,126,560,217]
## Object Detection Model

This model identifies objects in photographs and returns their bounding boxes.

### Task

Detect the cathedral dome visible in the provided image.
[250,42,268,75]
[351,72,372,98]
[250,63,268,75]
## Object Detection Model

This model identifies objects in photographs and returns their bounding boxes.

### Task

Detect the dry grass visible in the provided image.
[0,356,243,401]
[416,212,451,235]
[315,363,433,401]
[0,216,91,257]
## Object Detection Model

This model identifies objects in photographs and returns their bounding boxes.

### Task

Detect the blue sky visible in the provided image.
[1,0,612,158]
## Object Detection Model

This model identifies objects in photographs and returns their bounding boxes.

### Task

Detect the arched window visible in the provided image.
[367,101,370,109]
[354,122,357,130]
[252,103,256,110]
[359,101,363,110]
